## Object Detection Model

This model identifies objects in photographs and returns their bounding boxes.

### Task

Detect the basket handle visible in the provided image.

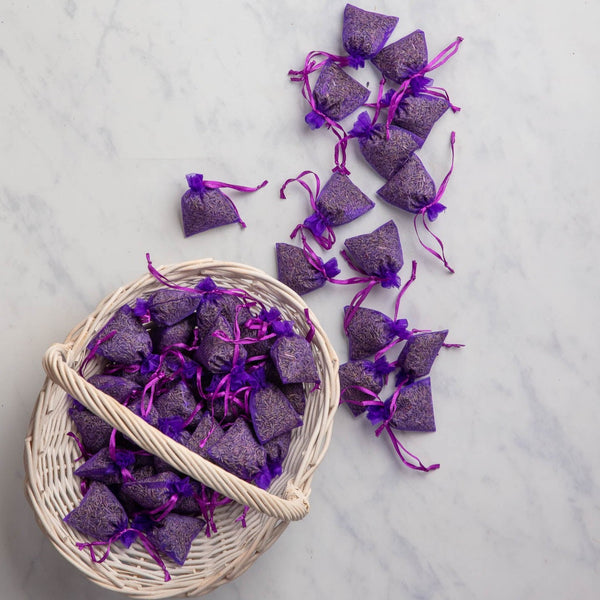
[43,343,310,522]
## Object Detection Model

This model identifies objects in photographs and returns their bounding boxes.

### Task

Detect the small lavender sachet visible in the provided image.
[388,377,436,432]
[377,154,436,213]
[339,358,394,417]
[371,30,428,84]
[390,94,450,141]
[350,112,424,180]
[342,4,399,60]
[276,242,339,296]
[343,220,404,285]
[181,173,267,237]
[270,323,319,384]
[281,170,375,250]
[395,330,448,382]
[148,514,204,566]
[344,306,409,360]
[64,482,129,541]
[88,304,153,365]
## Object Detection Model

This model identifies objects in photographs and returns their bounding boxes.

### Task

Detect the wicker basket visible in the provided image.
[24,258,339,598]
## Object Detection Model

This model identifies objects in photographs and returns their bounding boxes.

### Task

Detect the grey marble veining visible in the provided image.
[2,1,599,599]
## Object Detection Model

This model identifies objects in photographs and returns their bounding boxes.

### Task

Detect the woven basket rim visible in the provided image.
[24,258,339,598]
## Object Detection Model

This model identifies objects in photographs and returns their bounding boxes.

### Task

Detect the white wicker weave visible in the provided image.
[24,259,339,598]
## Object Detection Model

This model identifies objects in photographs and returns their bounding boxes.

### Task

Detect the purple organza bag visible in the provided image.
[350,112,424,180]
[310,60,370,122]
[69,401,114,454]
[395,330,448,381]
[390,94,450,141]
[181,173,267,237]
[249,382,302,444]
[270,327,319,384]
[64,481,129,541]
[194,314,248,374]
[339,358,393,417]
[151,317,195,354]
[207,418,267,481]
[343,220,404,285]
[187,411,225,458]
[377,154,436,213]
[136,288,201,327]
[87,374,141,404]
[371,30,428,84]
[281,170,375,250]
[148,514,204,566]
[342,4,399,60]
[344,305,409,360]
[153,380,201,428]
[275,242,339,296]
[388,377,436,432]
[88,304,153,365]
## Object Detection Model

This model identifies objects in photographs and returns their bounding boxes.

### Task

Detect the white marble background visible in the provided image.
[2,0,599,598]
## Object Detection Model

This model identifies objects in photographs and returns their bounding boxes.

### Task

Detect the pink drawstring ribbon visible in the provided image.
[385,36,464,137]
[414,131,456,273]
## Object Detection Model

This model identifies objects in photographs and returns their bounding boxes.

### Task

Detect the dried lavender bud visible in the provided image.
[377,154,436,213]
[207,418,266,481]
[181,187,241,236]
[249,383,302,444]
[121,471,180,510]
[357,122,424,180]
[186,412,225,459]
[344,220,404,281]
[146,288,201,327]
[193,315,247,374]
[281,382,306,416]
[148,514,204,566]
[388,377,436,432]
[315,172,375,226]
[74,447,122,485]
[87,374,141,404]
[270,335,319,384]
[342,4,399,60]
[396,330,448,381]
[391,94,449,141]
[339,359,384,416]
[371,30,428,83]
[151,316,195,354]
[344,306,408,360]
[69,401,113,454]
[154,381,201,428]
[312,60,370,121]
[276,243,332,296]
[89,304,153,365]
[64,482,128,541]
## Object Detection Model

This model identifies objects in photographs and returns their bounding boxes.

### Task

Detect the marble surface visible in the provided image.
[2,1,599,598]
